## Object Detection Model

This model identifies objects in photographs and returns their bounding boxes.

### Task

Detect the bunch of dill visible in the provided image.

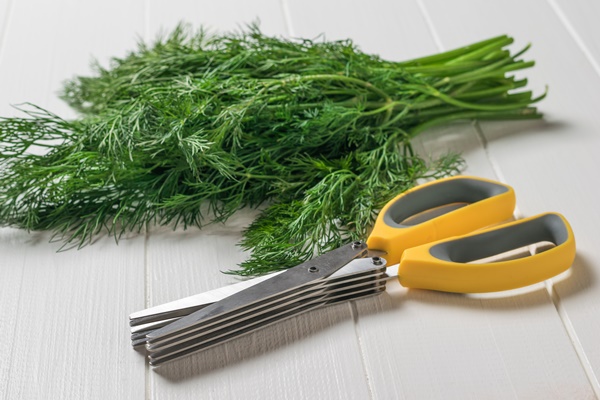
[0,25,544,275]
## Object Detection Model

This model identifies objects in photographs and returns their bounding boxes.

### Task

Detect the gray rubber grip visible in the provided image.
[383,178,509,228]
[429,213,569,263]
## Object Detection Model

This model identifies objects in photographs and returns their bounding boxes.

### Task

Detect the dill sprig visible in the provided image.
[0,24,544,275]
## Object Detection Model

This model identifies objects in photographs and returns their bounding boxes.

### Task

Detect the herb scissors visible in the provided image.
[131,175,576,366]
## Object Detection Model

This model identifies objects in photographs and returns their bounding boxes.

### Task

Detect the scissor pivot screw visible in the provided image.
[308,266,319,273]
[371,257,383,265]
[351,241,363,249]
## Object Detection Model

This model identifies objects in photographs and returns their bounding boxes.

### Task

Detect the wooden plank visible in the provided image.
[422,0,600,395]
[0,0,147,398]
[1,1,595,399]
[144,1,371,399]
[0,230,146,399]
[290,0,596,398]
[0,229,26,398]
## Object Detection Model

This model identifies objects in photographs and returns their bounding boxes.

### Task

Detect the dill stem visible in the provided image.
[397,35,511,67]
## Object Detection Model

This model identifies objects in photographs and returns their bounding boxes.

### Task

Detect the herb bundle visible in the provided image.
[0,25,544,275]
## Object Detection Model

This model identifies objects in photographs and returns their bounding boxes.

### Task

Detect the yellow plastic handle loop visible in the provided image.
[398,212,576,293]
[367,176,516,265]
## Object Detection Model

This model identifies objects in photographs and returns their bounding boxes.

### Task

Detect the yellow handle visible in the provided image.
[366,176,516,265]
[398,212,576,293]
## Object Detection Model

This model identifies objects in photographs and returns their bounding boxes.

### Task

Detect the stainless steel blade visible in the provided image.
[131,256,389,347]
[144,257,386,350]
[130,250,382,328]
[146,241,369,345]
[146,266,388,353]
[148,280,387,366]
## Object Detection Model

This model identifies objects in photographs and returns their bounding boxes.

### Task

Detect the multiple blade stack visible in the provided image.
[129,272,283,347]
[130,243,389,366]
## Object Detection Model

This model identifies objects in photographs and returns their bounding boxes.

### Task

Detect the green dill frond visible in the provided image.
[0,24,544,274]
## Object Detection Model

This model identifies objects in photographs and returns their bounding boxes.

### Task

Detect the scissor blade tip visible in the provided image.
[146,333,160,341]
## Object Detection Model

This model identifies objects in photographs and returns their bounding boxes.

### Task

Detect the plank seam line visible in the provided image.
[279,0,296,37]
[144,225,152,400]
[349,301,375,400]
[3,257,26,400]
[0,0,15,69]
[471,121,506,183]
[544,280,600,398]
[142,6,152,397]
[482,301,519,399]
[546,0,600,81]
[417,0,514,196]
[415,0,444,51]
[417,0,515,201]
[143,0,150,47]
[141,1,152,393]
[472,121,520,214]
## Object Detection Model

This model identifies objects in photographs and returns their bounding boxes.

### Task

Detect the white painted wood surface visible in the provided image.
[1,1,599,398]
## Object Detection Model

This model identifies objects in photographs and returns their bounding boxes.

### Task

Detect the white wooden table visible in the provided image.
[1,1,599,398]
